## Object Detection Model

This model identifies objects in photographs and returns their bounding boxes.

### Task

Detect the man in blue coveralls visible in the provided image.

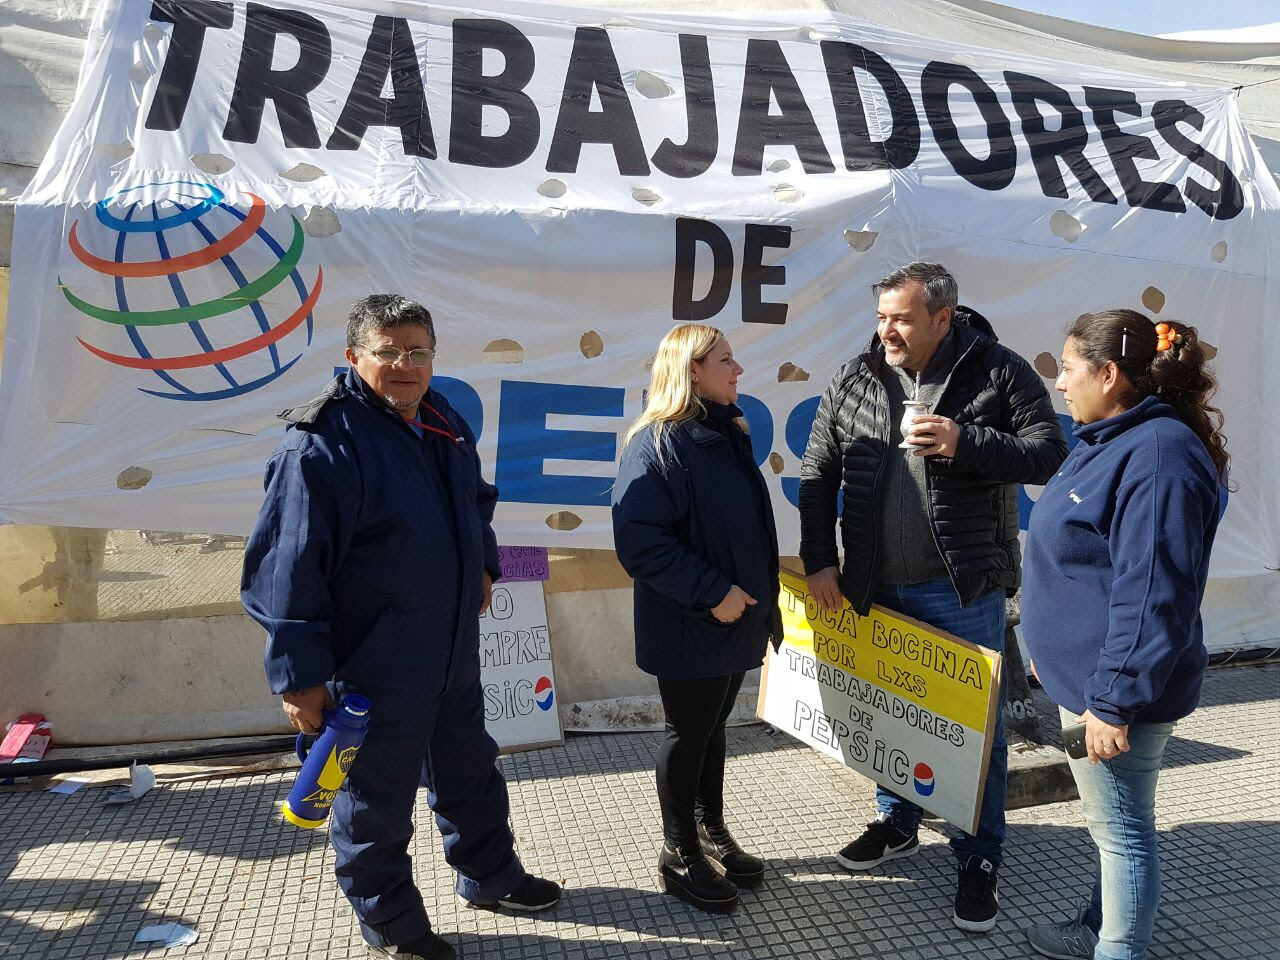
[242,294,560,960]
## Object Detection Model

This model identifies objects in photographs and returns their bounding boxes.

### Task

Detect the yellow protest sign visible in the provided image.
[759,569,1003,834]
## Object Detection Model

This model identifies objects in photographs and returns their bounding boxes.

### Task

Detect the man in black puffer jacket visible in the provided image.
[800,262,1066,934]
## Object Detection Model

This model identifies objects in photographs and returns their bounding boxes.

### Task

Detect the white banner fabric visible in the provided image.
[1,0,1277,577]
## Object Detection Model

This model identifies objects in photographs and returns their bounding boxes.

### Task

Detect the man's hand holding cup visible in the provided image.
[905,413,961,457]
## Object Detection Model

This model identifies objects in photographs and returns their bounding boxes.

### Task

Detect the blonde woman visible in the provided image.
[611,323,780,914]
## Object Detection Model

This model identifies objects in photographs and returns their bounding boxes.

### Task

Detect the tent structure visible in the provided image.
[0,0,1277,743]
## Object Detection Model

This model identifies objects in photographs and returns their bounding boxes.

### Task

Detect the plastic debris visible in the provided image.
[103,762,157,805]
[136,922,199,947]
[47,778,89,795]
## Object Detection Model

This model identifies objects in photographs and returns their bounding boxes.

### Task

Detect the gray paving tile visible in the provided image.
[1,664,1276,959]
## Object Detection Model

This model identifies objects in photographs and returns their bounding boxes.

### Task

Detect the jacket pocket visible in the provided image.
[691,605,738,632]
[335,608,449,706]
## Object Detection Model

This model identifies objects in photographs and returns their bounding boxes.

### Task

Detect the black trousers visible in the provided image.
[655,671,746,851]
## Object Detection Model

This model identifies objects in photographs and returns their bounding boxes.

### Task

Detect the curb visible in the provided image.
[1006,741,1079,809]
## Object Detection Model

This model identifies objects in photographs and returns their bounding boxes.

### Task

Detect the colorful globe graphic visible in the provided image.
[61,180,321,401]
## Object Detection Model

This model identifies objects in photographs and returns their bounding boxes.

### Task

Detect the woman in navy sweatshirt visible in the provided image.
[612,323,780,915]
[1021,310,1228,960]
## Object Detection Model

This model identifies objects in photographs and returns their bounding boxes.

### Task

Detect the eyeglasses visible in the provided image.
[362,344,436,367]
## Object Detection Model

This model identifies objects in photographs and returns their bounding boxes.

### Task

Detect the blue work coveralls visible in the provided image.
[241,367,525,948]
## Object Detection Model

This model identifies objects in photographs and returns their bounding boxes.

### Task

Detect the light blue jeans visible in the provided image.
[874,580,1007,865]
[1060,706,1175,960]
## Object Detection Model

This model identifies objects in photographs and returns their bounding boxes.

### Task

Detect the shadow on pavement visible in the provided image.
[477,818,1278,960]
[1160,734,1251,768]
[1026,684,1254,770]
[0,776,326,958]
[1198,663,1280,707]
[507,724,807,784]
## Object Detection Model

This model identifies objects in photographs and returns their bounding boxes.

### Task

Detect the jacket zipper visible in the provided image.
[381,395,469,673]
[921,336,985,604]
[862,370,891,613]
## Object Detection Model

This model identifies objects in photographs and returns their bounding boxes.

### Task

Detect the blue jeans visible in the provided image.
[874,580,1007,865]
[1059,706,1174,960]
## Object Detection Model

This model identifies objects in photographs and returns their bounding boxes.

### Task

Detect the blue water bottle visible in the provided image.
[281,693,371,829]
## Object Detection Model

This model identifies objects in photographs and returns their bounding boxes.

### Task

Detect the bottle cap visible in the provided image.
[341,693,371,716]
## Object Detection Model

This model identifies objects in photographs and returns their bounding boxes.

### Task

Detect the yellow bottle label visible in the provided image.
[299,785,338,806]
[316,744,360,791]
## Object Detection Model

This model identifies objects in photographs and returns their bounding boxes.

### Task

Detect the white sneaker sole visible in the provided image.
[1026,939,1092,960]
[499,894,559,912]
[462,894,560,912]
[953,900,999,932]
[834,842,919,871]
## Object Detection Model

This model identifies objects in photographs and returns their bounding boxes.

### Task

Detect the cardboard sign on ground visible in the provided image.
[759,570,1002,834]
[479,579,562,753]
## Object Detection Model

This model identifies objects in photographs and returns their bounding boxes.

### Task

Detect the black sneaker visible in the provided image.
[835,814,920,870]
[370,930,456,959]
[465,874,561,912]
[953,856,999,932]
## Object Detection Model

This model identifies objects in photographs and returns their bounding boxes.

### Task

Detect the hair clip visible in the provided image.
[1121,328,1129,358]
[1155,322,1182,352]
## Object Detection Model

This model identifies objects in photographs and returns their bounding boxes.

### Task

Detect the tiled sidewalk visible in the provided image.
[1,665,1276,959]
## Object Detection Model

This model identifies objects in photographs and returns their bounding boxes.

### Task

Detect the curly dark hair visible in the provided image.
[1067,309,1229,480]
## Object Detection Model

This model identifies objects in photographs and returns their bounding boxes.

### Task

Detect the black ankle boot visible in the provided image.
[698,820,766,888]
[658,843,739,913]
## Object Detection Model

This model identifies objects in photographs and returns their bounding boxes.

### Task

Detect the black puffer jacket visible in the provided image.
[799,309,1067,615]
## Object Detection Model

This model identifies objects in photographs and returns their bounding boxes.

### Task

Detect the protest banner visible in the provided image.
[0,0,1276,581]
[758,569,1001,834]
[479,578,562,752]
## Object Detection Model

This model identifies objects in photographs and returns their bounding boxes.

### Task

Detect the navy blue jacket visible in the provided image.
[241,368,500,695]
[612,402,781,679]
[1021,397,1220,726]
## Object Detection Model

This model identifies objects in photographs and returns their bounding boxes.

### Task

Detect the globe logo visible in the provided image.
[61,180,321,401]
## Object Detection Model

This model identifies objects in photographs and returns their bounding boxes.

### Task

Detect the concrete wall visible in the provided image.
[0,526,107,624]
[0,615,279,743]
[5,529,1279,745]
[545,587,655,706]
[0,571,648,746]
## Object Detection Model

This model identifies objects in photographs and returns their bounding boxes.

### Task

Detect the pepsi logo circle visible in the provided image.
[534,676,555,711]
[913,762,935,797]
[60,180,320,401]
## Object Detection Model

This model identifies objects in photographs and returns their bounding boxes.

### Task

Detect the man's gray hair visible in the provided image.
[346,294,436,350]
[871,262,958,316]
